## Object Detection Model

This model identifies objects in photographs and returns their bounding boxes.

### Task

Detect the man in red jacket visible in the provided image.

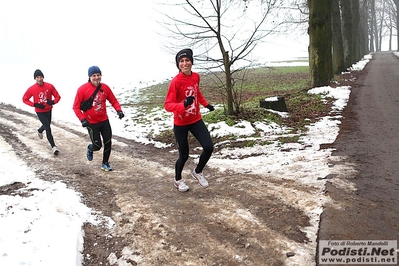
[72,66,124,172]
[22,69,61,155]
[164,49,215,192]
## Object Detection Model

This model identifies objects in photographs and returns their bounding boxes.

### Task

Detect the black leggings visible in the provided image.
[36,111,56,148]
[87,119,112,164]
[173,119,213,180]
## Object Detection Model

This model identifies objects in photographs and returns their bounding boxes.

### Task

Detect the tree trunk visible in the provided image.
[223,51,235,115]
[389,15,393,51]
[371,1,380,51]
[359,0,370,56]
[369,0,375,53]
[331,0,345,74]
[308,0,333,87]
[396,0,399,51]
[351,0,361,62]
[378,0,386,52]
[340,0,354,68]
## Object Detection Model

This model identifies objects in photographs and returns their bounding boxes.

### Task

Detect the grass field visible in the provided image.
[143,65,332,127]
[123,64,338,147]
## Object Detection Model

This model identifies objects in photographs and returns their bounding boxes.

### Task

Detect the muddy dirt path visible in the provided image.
[319,52,399,262]
[4,53,385,265]
[0,103,325,265]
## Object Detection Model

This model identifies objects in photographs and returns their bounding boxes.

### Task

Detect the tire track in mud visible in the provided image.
[0,102,329,265]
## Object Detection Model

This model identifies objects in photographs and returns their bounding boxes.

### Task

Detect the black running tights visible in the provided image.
[36,111,56,148]
[87,119,112,164]
[173,119,213,180]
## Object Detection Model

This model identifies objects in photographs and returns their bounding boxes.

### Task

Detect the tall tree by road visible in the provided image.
[351,0,361,62]
[331,0,345,75]
[340,0,354,68]
[382,0,397,51]
[308,0,332,87]
[392,0,399,50]
[359,0,370,56]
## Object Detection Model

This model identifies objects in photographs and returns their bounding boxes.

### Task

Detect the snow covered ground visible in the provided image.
[0,55,372,265]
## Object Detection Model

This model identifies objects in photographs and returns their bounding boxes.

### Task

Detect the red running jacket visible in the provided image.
[22,82,61,113]
[164,71,209,126]
[73,82,121,124]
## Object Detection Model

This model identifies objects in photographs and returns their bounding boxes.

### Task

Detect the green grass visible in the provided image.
[200,65,309,94]
[198,65,332,132]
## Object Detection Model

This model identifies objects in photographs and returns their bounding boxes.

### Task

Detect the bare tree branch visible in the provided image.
[156,0,289,115]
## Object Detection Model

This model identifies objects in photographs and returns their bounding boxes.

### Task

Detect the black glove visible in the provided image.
[206,104,215,111]
[34,103,45,109]
[81,118,90,127]
[184,96,195,108]
[46,99,54,105]
[117,110,124,119]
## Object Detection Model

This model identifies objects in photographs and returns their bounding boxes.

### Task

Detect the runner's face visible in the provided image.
[179,57,192,75]
[90,73,101,86]
[35,76,44,86]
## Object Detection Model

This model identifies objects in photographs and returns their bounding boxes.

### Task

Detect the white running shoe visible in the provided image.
[174,179,189,192]
[52,146,59,155]
[191,170,209,188]
[38,131,43,139]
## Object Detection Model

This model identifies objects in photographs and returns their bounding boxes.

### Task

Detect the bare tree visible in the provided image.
[284,0,309,29]
[372,0,381,51]
[384,0,397,51]
[158,0,284,115]
[377,0,396,51]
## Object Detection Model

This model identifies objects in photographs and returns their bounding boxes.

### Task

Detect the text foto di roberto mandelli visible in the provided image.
[319,240,397,264]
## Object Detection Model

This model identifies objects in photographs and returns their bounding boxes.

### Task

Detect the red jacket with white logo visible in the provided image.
[164,71,209,126]
[22,82,61,113]
[72,82,122,124]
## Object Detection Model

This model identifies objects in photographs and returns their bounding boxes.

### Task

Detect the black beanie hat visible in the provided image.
[34,69,44,79]
[175,49,193,69]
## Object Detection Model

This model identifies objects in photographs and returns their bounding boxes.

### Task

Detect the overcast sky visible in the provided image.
[0,1,168,83]
[0,0,309,91]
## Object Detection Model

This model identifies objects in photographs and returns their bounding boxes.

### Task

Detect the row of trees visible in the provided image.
[309,0,399,87]
[160,0,399,115]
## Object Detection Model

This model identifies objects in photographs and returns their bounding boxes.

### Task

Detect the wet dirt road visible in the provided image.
[318,51,399,264]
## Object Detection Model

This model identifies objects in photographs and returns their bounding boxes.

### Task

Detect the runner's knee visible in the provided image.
[92,144,102,151]
[203,144,214,155]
